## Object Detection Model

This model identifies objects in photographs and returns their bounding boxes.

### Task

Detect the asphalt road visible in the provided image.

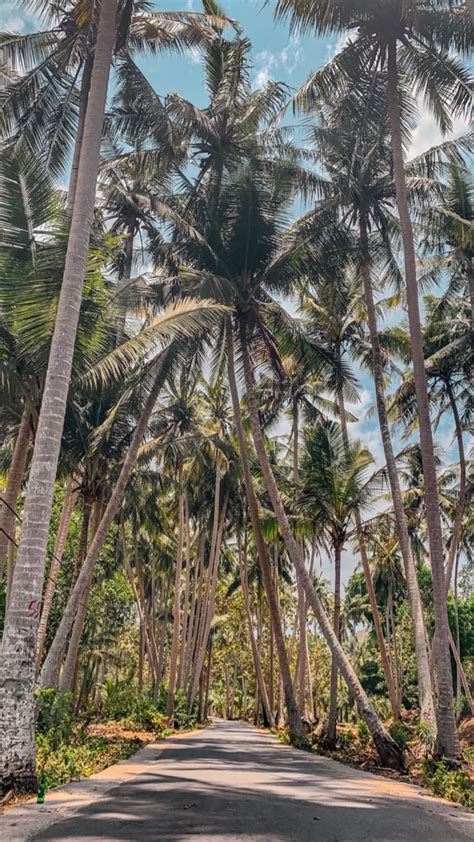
[13,720,474,841]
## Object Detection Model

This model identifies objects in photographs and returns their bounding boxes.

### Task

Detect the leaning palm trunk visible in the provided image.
[167,463,185,721]
[0,0,118,791]
[0,407,30,583]
[326,542,342,748]
[239,322,403,769]
[226,320,307,748]
[386,41,460,762]
[338,390,400,720]
[237,529,275,728]
[444,381,467,592]
[59,498,103,693]
[39,360,166,690]
[358,216,434,725]
[35,477,77,671]
[178,492,192,688]
[67,55,93,214]
[189,466,229,712]
[122,521,161,685]
[292,403,308,718]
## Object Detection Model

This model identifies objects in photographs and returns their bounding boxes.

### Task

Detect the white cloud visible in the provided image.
[408,103,471,160]
[253,49,277,89]
[279,35,303,76]
[186,0,194,9]
[325,30,351,61]
[252,37,303,89]
[0,3,25,32]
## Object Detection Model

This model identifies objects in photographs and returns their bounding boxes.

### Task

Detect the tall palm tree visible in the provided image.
[275,0,472,763]
[299,421,379,746]
[0,0,119,791]
[297,81,436,725]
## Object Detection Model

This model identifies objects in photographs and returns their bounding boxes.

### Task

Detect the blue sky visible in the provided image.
[137,0,336,107]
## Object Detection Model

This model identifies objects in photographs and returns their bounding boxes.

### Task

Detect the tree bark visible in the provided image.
[238,318,403,769]
[67,55,93,214]
[167,461,185,721]
[226,319,307,747]
[35,477,77,671]
[178,491,191,688]
[326,541,342,748]
[59,497,103,693]
[38,358,165,691]
[0,408,31,583]
[237,528,275,728]
[0,0,118,791]
[358,214,434,725]
[188,475,229,712]
[444,380,467,592]
[387,39,460,762]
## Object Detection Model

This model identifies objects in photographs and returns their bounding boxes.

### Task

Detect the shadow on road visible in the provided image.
[32,721,472,841]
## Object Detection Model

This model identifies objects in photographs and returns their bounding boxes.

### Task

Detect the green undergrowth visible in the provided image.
[36,731,141,789]
[421,759,473,809]
[34,684,197,793]
[274,718,473,810]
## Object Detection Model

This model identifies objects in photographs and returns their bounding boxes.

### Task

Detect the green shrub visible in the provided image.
[173,689,197,730]
[336,730,354,751]
[35,688,74,749]
[36,732,139,790]
[357,719,370,748]
[415,720,436,756]
[388,722,409,751]
[421,759,473,809]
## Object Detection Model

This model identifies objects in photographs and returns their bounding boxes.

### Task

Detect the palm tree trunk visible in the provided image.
[67,55,93,214]
[292,400,308,718]
[239,319,403,769]
[226,320,307,747]
[337,388,399,720]
[237,529,275,727]
[0,0,118,791]
[35,477,77,671]
[115,218,136,346]
[167,461,185,721]
[387,40,460,762]
[0,407,30,583]
[178,491,191,688]
[326,541,341,747]
[38,359,165,691]
[444,380,466,592]
[188,478,229,712]
[59,497,103,693]
[358,214,434,725]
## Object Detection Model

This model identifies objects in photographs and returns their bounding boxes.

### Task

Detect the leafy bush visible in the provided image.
[35,688,74,749]
[415,720,436,756]
[36,732,139,790]
[388,722,409,751]
[173,689,197,730]
[357,719,370,748]
[336,730,354,751]
[421,759,473,809]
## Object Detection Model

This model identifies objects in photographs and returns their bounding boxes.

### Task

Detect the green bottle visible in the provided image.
[37,774,47,804]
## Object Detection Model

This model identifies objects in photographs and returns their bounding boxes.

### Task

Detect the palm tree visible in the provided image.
[0,0,119,791]
[299,422,381,746]
[298,82,436,725]
[275,0,472,763]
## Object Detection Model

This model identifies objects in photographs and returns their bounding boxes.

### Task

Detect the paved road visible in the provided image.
[9,720,474,841]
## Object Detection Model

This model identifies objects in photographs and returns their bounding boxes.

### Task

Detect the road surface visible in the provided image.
[5,719,474,841]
